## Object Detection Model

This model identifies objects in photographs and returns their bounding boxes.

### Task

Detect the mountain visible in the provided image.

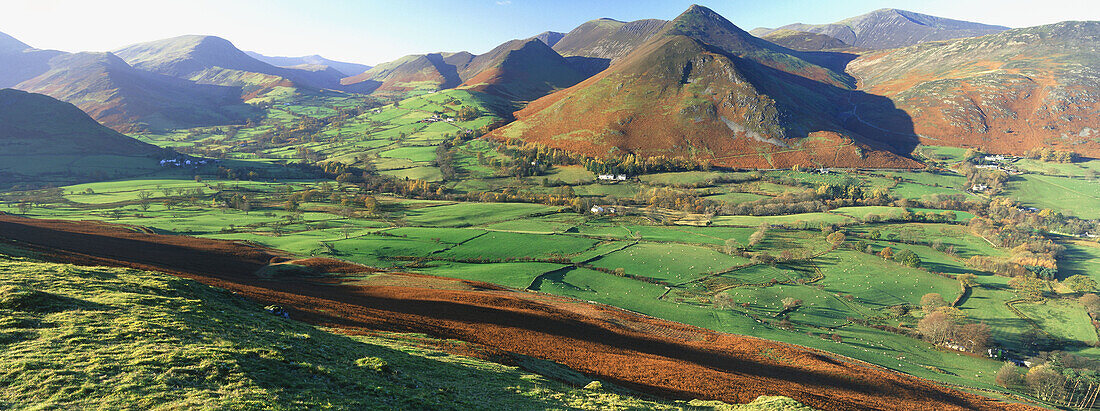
[552,18,667,63]
[244,51,371,77]
[759,29,850,51]
[848,21,1100,156]
[458,38,585,102]
[751,9,1008,50]
[0,31,31,53]
[0,89,163,185]
[0,31,66,88]
[113,35,345,97]
[15,52,247,132]
[489,5,918,169]
[531,31,565,47]
[340,52,471,96]
[343,38,585,102]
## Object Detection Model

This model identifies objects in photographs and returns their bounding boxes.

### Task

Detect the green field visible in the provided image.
[1005,174,1100,219]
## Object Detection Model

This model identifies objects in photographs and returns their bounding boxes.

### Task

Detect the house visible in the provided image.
[590,205,618,215]
[974,164,1000,169]
[971,184,989,192]
[590,205,605,214]
[616,174,627,181]
[597,174,615,180]
[983,155,1006,161]
[817,168,831,174]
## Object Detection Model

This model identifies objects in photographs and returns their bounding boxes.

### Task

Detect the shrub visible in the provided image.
[355,356,393,374]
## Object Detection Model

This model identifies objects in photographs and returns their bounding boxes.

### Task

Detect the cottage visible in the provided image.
[971,184,989,192]
[590,205,605,214]
[616,174,627,181]
[597,174,615,180]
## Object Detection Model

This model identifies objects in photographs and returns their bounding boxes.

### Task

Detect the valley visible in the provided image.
[3,3,1100,409]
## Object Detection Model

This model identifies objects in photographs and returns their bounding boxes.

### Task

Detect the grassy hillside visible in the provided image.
[759,30,849,52]
[0,89,166,186]
[490,5,917,169]
[752,8,1007,49]
[848,21,1100,156]
[15,52,250,132]
[0,255,815,410]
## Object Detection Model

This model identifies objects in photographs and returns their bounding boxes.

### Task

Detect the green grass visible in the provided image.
[1004,174,1100,219]
[831,206,907,220]
[0,256,720,410]
[402,203,559,227]
[439,231,599,260]
[416,262,568,289]
[589,243,749,284]
[711,213,854,227]
[1016,300,1098,345]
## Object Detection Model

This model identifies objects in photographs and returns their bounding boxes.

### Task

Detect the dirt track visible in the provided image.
[0,213,1035,410]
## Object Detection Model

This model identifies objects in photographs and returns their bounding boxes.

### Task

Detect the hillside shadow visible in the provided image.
[565,56,611,78]
[425,53,464,89]
[722,49,920,158]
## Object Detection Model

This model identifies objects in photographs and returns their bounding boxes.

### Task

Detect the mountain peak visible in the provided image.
[0,31,32,54]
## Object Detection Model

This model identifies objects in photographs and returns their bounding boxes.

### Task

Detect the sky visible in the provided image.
[0,0,1097,66]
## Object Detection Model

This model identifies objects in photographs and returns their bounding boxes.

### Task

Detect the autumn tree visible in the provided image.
[957,322,991,352]
[748,224,769,248]
[921,293,948,313]
[1079,293,1100,314]
[996,363,1024,388]
[917,310,955,344]
[1065,275,1098,293]
[781,297,803,310]
[826,231,846,248]
[878,247,894,261]
[1026,364,1067,401]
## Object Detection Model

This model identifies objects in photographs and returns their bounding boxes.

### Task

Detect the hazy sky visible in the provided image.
[1,0,1096,66]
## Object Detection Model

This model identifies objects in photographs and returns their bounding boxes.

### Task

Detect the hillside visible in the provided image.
[751,8,1008,49]
[552,18,667,63]
[759,29,850,51]
[0,255,757,410]
[0,31,66,88]
[848,21,1100,156]
[0,89,163,185]
[531,31,565,47]
[459,39,586,102]
[244,51,371,77]
[113,35,344,97]
[490,5,919,169]
[341,52,470,96]
[15,52,248,132]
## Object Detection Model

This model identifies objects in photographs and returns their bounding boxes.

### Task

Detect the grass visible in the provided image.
[402,203,560,227]
[1004,174,1100,219]
[1016,300,1098,346]
[711,213,854,227]
[589,243,749,284]
[0,256,720,410]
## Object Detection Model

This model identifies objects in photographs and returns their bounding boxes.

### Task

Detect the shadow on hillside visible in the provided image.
[725,50,920,159]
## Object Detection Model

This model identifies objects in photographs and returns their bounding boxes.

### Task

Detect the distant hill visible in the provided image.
[113,35,346,97]
[0,31,66,88]
[344,38,586,103]
[489,5,918,169]
[0,89,164,185]
[552,18,667,63]
[751,8,1008,49]
[848,21,1100,156]
[15,52,248,132]
[760,29,850,51]
[244,51,371,77]
[459,38,585,102]
[531,31,565,47]
[341,52,470,96]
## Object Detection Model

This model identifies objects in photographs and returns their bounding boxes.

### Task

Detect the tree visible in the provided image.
[917,310,955,344]
[957,273,977,287]
[921,293,948,312]
[1009,275,1047,298]
[748,224,769,248]
[1065,275,1098,293]
[16,201,31,214]
[893,249,921,268]
[1026,364,1067,401]
[826,231,846,247]
[781,297,803,310]
[957,322,991,352]
[1079,293,1100,314]
[137,190,153,211]
[340,224,355,240]
[878,247,894,261]
[996,363,1024,388]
